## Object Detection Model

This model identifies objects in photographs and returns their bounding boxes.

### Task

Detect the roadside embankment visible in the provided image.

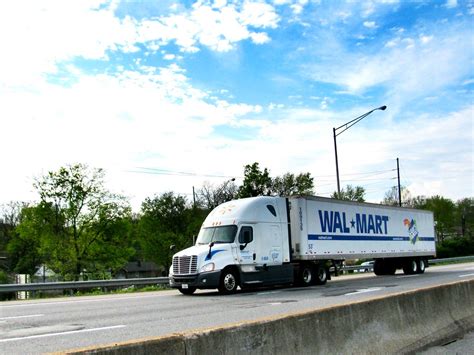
[59,279,474,355]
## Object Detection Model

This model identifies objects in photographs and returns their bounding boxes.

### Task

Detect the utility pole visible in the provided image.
[397,158,402,207]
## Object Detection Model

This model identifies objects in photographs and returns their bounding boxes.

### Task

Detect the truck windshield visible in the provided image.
[196,225,237,245]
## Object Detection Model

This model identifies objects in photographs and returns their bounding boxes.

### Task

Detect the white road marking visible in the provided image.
[0,314,44,320]
[0,293,162,309]
[396,274,420,279]
[0,325,126,343]
[458,273,474,278]
[345,287,382,296]
[463,267,474,271]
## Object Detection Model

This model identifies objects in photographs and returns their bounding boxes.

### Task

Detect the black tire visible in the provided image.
[298,265,314,286]
[416,259,426,274]
[314,265,328,285]
[403,259,418,275]
[374,260,384,276]
[178,287,196,295]
[384,261,397,275]
[218,269,239,294]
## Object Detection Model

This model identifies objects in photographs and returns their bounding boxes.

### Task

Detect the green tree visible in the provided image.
[272,172,314,196]
[455,198,474,239]
[420,196,456,242]
[7,204,48,276]
[138,192,194,274]
[17,164,134,280]
[237,162,315,198]
[237,162,272,198]
[331,185,366,202]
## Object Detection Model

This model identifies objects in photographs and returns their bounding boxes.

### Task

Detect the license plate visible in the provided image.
[182,284,188,289]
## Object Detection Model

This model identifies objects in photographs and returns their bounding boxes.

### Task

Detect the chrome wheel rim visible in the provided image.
[303,269,312,283]
[224,273,236,291]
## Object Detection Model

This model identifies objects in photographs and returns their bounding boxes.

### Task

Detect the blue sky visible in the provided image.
[0,0,472,210]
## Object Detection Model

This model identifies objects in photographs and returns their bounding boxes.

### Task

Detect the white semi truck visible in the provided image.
[169,196,436,294]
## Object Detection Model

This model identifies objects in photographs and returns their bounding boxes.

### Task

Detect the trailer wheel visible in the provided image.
[314,265,328,285]
[385,261,397,275]
[374,260,384,276]
[416,259,426,274]
[403,259,418,275]
[179,287,196,295]
[298,265,314,286]
[218,268,239,294]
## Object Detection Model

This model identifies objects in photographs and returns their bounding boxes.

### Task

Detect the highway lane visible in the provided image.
[1,262,473,354]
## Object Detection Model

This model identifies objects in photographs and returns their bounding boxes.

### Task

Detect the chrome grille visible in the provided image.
[173,255,198,275]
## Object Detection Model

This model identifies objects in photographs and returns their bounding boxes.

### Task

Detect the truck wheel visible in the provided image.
[374,260,384,276]
[179,287,196,295]
[298,265,314,286]
[314,266,328,285]
[403,259,418,275]
[385,262,397,275]
[218,269,239,294]
[416,259,426,274]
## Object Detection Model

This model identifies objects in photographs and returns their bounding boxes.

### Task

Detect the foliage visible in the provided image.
[271,172,314,196]
[417,195,456,242]
[237,162,273,198]
[382,186,412,207]
[436,237,474,258]
[331,185,366,202]
[196,179,238,209]
[7,204,47,275]
[138,192,199,274]
[454,198,474,239]
[11,164,134,280]
[237,162,315,198]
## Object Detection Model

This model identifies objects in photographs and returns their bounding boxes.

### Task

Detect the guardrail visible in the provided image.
[1,256,473,294]
[0,277,169,293]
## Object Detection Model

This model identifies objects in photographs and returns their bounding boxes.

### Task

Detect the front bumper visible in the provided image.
[169,270,221,289]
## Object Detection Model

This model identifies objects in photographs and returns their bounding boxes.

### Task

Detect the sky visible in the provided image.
[0,0,473,211]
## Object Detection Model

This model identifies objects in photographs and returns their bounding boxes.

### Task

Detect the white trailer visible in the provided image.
[169,196,435,294]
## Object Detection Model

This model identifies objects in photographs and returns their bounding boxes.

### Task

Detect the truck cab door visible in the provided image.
[237,225,256,265]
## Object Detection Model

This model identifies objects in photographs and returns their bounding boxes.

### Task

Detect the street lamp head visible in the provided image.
[379,105,387,111]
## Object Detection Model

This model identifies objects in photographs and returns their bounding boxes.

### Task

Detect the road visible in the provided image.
[1,263,473,354]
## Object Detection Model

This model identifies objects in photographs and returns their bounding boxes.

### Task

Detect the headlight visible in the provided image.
[200,263,215,272]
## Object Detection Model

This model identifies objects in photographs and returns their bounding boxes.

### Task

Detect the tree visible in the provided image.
[197,179,238,210]
[421,196,456,242]
[16,164,134,280]
[237,162,315,198]
[237,162,272,198]
[272,172,314,196]
[7,204,47,276]
[1,201,28,273]
[138,192,194,274]
[331,185,366,202]
[382,186,412,207]
[455,198,474,239]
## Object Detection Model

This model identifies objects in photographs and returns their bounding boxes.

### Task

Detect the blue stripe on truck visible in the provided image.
[308,234,435,242]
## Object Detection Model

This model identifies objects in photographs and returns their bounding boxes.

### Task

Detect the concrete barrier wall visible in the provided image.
[61,280,474,355]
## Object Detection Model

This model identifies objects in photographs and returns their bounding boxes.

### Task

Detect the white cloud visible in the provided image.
[363,21,378,29]
[445,0,458,8]
[306,26,472,109]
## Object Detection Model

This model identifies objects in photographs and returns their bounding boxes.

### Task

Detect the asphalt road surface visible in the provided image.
[1,263,473,354]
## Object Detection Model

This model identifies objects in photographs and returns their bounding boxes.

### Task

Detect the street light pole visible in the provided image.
[333,105,387,196]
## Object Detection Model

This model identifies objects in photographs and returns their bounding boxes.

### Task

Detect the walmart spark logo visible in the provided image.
[404,218,419,244]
